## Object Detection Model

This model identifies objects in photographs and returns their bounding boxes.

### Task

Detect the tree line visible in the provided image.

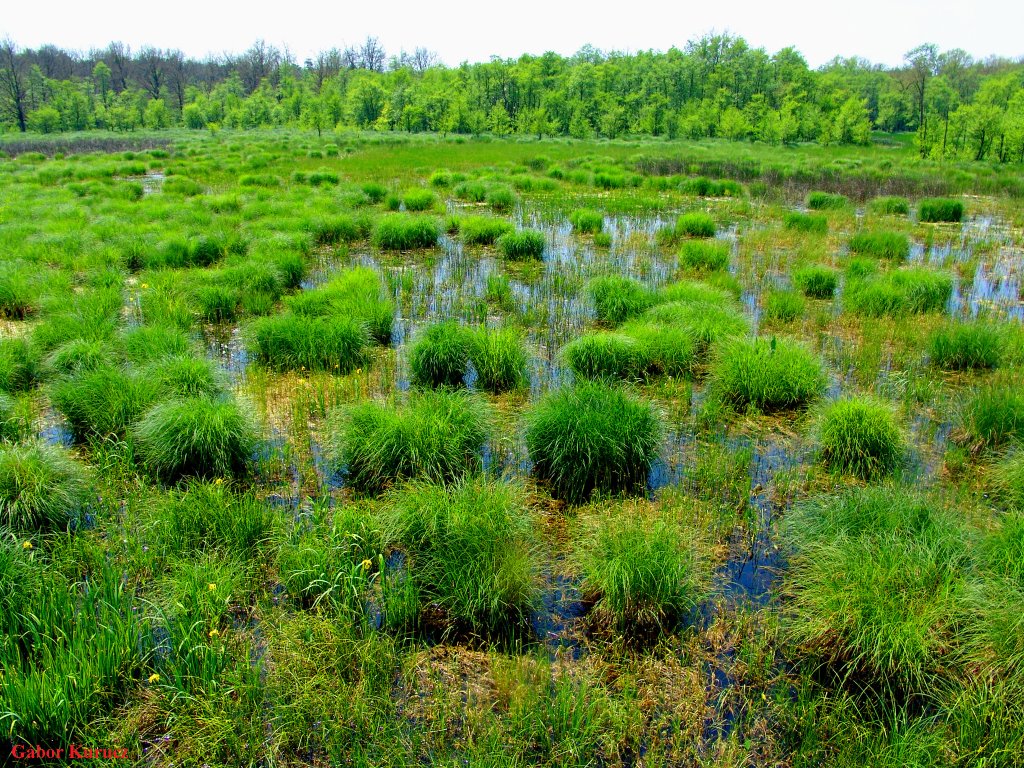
[1,34,1022,160]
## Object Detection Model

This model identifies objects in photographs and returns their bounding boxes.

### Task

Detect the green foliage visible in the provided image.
[957,383,1024,449]
[710,337,826,411]
[402,188,436,211]
[762,289,806,322]
[0,442,90,530]
[918,198,964,223]
[286,267,395,343]
[678,239,730,271]
[588,275,655,326]
[674,212,716,238]
[133,397,258,481]
[783,487,965,688]
[849,230,910,260]
[0,392,26,442]
[246,314,368,372]
[459,216,514,245]
[409,321,472,389]
[575,505,708,634]
[869,196,911,216]
[806,191,849,210]
[620,321,698,378]
[120,324,193,363]
[988,453,1024,511]
[328,389,489,494]
[311,215,361,245]
[793,264,838,298]
[816,397,907,478]
[525,380,661,504]
[569,208,604,234]
[0,262,39,319]
[561,333,651,381]
[485,185,516,212]
[0,338,41,394]
[381,477,540,633]
[497,229,546,260]
[468,326,528,393]
[644,300,750,351]
[846,267,952,316]
[784,212,828,234]
[371,214,440,250]
[50,366,158,440]
[144,354,227,399]
[927,321,1002,370]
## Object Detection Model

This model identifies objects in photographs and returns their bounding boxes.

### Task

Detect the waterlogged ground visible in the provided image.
[2,131,1023,766]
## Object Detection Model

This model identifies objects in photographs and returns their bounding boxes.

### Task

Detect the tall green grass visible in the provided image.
[285,266,395,343]
[497,229,546,260]
[918,198,964,223]
[588,275,655,326]
[381,477,540,634]
[570,208,603,234]
[459,216,514,245]
[133,396,259,481]
[957,383,1024,449]
[525,381,661,504]
[247,314,368,372]
[0,441,90,530]
[409,321,471,389]
[793,265,838,299]
[674,212,716,238]
[784,212,828,235]
[710,337,826,411]
[372,214,440,249]
[927,321,1002,370]
[50,366,158,440]
[807,191,849,210]
[561,333,651,381]
[468,326,528,393]
[328,390,490,494]
[678,240,730,271]
[849,231,910,260]
[845,268,952,316]
[816,397,906,479]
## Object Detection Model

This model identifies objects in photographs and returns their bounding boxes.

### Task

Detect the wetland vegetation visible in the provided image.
[0,116,1023,766]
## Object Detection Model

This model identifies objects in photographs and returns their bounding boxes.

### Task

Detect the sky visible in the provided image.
[2,0,1020,69]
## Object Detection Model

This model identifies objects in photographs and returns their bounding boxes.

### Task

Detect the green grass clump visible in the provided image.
[371,214,440,250]
[0,263,39,319]
[849,230,910,260]
[569,208,603,234]
[310,215,361,245]
[328,389,489,494]
[381,476,540,634]
[459,216,514,245]
[286,267,394,344]
[782,487,964,688]
[0,442,89,530]
[485,185,516,212]
[674,212,716,238]
[927,321,1002,370]
[0,338,41,393]
[50,366,158,440]
[0,392,25,442]
[133,397,258,481]
[918,198,964,223]
[525,380,661,504]
[816,397,907,479]
[144,354,226,399]
[988,453,1024,511]
[846,268,952,316]
[762,289,806,322]
[588,275,655,326]
[401,188,436,211]
[657,280,734,306]
[120,324,194,363]
[496,229,546,260]
[793,264,838,299]
[710,337,826,412]
[468,326,528,393]
[869,196,910,216]
[361,181,387,203]
[247,314,368,373]
[644,300,750,352]
[620,321,697,378]
[957,383,1024,450]
[784,212,828,235]
[576,505,708,634]
[409,321,472,389]
[807,191,849,210]
[678,239,729,271]
[561,333,651,381]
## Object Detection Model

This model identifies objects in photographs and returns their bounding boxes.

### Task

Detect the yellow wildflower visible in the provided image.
[207,583,217,591]
[214,477,224,486]
[361,558,373,571]
[22,541,32,550]
[141,283,149,289]
[209,629,220,638]
[147,673,160,683]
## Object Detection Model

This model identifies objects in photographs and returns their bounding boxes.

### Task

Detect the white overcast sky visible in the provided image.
[1,0,1019,69]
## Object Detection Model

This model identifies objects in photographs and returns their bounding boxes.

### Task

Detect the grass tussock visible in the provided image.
[497,229,546,260]
[956,383,1024,450]
[0,441,90,530]
[372,214,440,250]
[409,321,472,389]
[807,191,849,210]
[793,264,838,299]
[678,239,730,271]
[710,337,826,412]
[674,212,716,238]
[328,389,490,494]
[247,313,368,373]
[570,208,603,234]
[133,397,259,481]
[816,396,907,479]
[845,267,952,316]
[381,477,540,634]
[849,230,910,260]
[927,321,1002,370]
[468,326,528,394]
[588,275,655,326]
[459,216,514,245]
[525,380,661,504]
[50,366,158,440]
[918,198,964,223]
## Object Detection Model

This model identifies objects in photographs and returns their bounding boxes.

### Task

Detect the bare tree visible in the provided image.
[411,47,438,73]
[137,46,164,100]
[311,48,343,89]
[165,49,187,111]
[239,40,281,93]
[360,36,386,73]
[0,37,28,132]
[106,41,131,92]
[341,45,361,70]
[34,44,75,79]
